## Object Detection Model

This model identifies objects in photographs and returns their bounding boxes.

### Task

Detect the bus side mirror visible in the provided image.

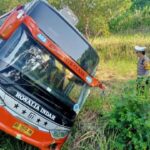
[0,9,24,40]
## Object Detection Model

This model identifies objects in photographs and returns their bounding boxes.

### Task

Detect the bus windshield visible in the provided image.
[0,26,85,103]
[27,1,99,75]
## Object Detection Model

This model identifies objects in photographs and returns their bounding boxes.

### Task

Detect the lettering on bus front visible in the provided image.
[15,91,56,121]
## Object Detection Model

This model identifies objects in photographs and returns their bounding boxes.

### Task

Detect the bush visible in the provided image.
[106,86,150,150]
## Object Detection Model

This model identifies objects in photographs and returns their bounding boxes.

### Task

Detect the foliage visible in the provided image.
[106,84,150,150]
[60,0,131,37]
[110,0,150,33]
[0,0,132,36]
[1,0,150,35]
[48,0,150,35]
[131,0,150,10]
[0,0,30,15]
[91,35,150,61]
[0,0,19,14]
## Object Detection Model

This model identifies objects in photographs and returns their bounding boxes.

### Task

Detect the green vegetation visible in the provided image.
[0,0,150,150]
[0,0,150,36]
[110,0,150,34]
[63,80,150,150]
[107,87,150,150]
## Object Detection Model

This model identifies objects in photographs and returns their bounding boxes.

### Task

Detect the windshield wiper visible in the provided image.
[0,77,34,87]
[0,73,74,107]
[0,75,52,105]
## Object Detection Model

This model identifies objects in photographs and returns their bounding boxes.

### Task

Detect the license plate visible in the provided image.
[12,122,34,137]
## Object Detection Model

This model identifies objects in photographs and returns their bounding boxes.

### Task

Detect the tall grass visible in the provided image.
[91,35,150,60]
[90,35,150,81]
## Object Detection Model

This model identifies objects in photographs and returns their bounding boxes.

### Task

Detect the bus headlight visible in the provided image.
[50,130,69,139]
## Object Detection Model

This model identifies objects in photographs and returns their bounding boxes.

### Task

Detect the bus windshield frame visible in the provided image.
[0,25,88,104]
[27,0,99,75]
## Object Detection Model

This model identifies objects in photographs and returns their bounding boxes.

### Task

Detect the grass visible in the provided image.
[63,79,150,150]
[91,35,150,61]
[98,60,136,81]
[0,131,37,150]
[0,35,150,150]
[62,80,137,150]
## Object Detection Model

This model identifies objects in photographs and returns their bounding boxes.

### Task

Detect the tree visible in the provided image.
[0,0,31,15]
[131,0,150,10]
[0,0,132,36]
[48,0,131,37]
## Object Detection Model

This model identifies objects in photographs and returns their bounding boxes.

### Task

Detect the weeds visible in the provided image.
[106,84,150,150]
